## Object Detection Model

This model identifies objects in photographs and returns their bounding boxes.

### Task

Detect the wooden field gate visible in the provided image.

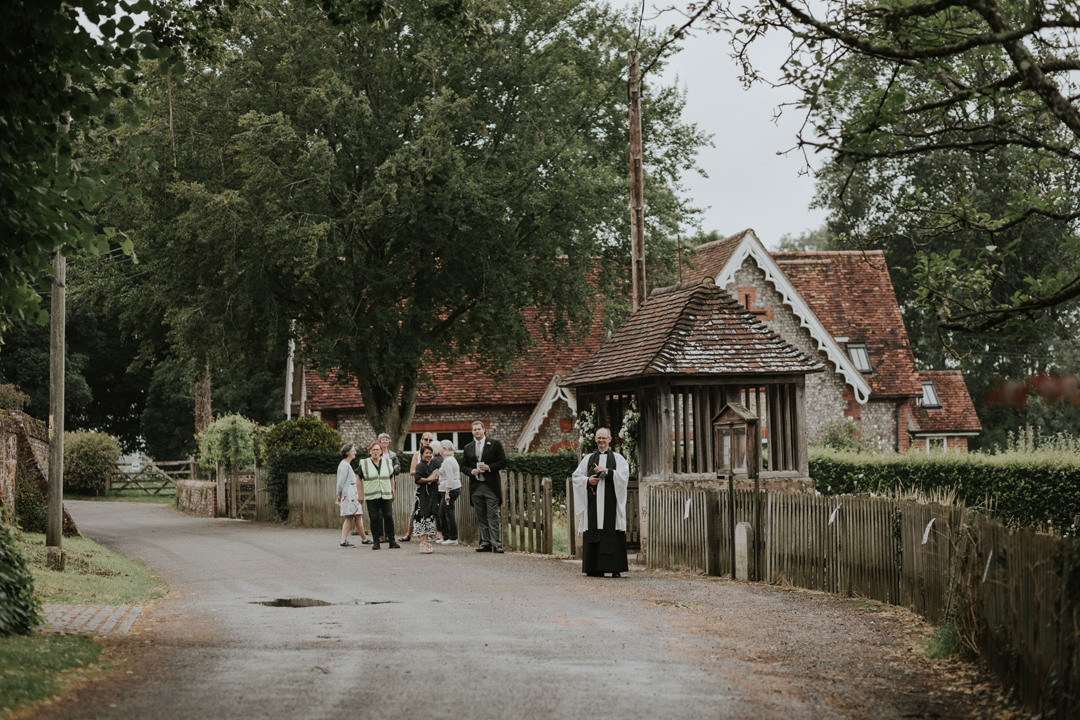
[112,460,193,496]
[215,461,273,521]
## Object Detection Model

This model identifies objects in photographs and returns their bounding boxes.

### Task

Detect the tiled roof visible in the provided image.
[772,251,923,398]
[691,231,747,280]
[305,310,606,411]
[911,371,983,434]
[561,277,823,387]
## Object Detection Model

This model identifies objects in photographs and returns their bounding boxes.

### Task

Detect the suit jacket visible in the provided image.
[462,436,507,504]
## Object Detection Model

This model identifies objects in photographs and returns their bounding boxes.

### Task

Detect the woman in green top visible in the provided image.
[359,440,399,550]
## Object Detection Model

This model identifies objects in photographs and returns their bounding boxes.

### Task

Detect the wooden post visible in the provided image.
[566,477,576,556]
[46,249,66,569]
[216,460,226,517]
[628,51,646,312]
[543,477,553,555]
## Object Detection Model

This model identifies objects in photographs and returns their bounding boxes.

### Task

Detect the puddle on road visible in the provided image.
[254,598,333,608]
[252,598,405,608]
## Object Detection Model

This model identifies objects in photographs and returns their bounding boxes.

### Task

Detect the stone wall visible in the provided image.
[0,410,79,535]
[176,479,217,517]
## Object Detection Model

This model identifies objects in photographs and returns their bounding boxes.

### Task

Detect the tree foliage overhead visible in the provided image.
[681,0,1080,333]
[0,0,167,325]
[94,0,707,446]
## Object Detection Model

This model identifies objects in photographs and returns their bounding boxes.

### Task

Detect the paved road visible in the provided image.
[32,501,981,720]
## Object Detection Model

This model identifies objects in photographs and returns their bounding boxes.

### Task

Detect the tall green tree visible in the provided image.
[94,0,707,446]
[677,0,1080,333]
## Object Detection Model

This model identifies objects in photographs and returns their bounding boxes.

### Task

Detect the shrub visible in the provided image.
[197,414,256,470]
[0,384,29,412]
[64,432,121,496]
[816,417,881,453]
[262,415,341,453]
[14,463,46,535]
[0,521,41,636]
[261,417,343,519]
[810,447,1080,535]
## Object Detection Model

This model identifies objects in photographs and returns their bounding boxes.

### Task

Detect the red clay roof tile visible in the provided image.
[911,371,983,433]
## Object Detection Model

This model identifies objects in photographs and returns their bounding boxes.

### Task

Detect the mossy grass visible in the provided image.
[0,633,104,716]
[22,533,169,606]
[921,623,963,659]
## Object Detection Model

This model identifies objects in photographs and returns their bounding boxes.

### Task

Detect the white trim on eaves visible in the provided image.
[514,375,578,452]
[714,230,873,404]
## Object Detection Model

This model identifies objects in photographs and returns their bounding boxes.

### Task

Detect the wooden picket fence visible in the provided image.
[214,461,273,521]
[112,460,193,496]
[645,484,1079,716]
[285,470,554,552]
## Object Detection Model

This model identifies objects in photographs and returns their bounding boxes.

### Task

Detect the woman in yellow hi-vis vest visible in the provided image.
[359,440,398,550]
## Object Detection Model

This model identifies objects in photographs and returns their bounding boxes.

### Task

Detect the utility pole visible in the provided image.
[628,51,646,312]
[46,249,66,570]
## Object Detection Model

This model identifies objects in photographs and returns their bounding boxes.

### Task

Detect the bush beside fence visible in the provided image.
[809,448,1080,535]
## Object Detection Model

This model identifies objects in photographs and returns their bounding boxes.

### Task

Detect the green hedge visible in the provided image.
[0,521,41,636]
[810,448,1080,535]
[64,432,121,496]
[505,450,578,481]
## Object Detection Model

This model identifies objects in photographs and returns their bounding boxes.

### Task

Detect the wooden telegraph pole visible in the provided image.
[628,51,646,312]
[46,250,66,570]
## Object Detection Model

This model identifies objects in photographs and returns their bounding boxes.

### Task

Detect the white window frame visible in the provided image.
[847,343,872,373]
[921,381,942,408]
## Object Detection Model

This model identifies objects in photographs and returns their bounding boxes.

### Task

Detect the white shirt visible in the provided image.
[438,456,461,492]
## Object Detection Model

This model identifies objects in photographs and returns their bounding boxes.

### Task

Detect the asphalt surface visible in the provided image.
[32,501,979,720]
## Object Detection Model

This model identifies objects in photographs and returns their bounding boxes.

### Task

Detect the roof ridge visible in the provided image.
[649,275,714,297]
[773,250,885,257]
[694,229,748,251]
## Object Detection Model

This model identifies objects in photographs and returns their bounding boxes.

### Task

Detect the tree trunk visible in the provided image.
[194,361,212,434]
[355,375,419,452]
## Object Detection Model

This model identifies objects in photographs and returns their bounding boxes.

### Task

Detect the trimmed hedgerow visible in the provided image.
[810,448,1080,535]
[261,417,344,519]
[262,416,341,453]
[505,450,578,481]
[0,521,41,636]
[64,432,121,496]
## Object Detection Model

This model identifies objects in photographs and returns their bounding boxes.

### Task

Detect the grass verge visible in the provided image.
[22,533,169,606]
[68,488,175,504]
[0,634,103,717]
[0,532,169,718]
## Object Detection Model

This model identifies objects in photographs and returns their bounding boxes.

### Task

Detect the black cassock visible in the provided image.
[582,453,628,576]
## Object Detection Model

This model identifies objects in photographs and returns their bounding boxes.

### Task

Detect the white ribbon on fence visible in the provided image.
[922,517,935,545]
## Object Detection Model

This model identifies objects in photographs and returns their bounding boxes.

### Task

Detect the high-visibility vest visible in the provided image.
[360,457,394,500]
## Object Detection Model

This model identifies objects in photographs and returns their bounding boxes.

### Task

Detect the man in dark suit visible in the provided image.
[462,419,508,553]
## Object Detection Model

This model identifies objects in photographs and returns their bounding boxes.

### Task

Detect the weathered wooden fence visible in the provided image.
[646,484,1079,717]
[113,460,192,496]
[213,461,273,521]
[502,472,553,554]
[286,470,555,553]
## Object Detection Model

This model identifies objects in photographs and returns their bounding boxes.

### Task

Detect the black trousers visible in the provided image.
[441,488,460,540]
[366,498,395,541]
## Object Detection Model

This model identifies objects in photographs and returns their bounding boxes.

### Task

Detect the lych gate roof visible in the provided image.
[561,276,823,387]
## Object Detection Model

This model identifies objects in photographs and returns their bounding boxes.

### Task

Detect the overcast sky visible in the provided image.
[644,8,829,249]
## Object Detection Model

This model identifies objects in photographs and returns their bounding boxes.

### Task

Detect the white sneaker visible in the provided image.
[442,539,458,546]
[434,538,444,544]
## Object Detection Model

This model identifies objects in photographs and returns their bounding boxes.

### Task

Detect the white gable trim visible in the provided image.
[514,375,578,452]
[715,230,873,404]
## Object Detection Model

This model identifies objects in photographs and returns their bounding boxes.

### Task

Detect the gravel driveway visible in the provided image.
[25,501,1015,720]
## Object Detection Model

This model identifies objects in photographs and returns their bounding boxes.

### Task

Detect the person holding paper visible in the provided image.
[571,427,629,578]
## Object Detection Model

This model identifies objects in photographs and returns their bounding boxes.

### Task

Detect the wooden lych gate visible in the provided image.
[560,277,823,563]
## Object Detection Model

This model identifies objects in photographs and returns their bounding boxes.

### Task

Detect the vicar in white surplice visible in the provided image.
[572,427,630,578]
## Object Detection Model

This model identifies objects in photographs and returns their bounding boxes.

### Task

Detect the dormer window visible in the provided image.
[847,343,872,373]
[921,381,941,409]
